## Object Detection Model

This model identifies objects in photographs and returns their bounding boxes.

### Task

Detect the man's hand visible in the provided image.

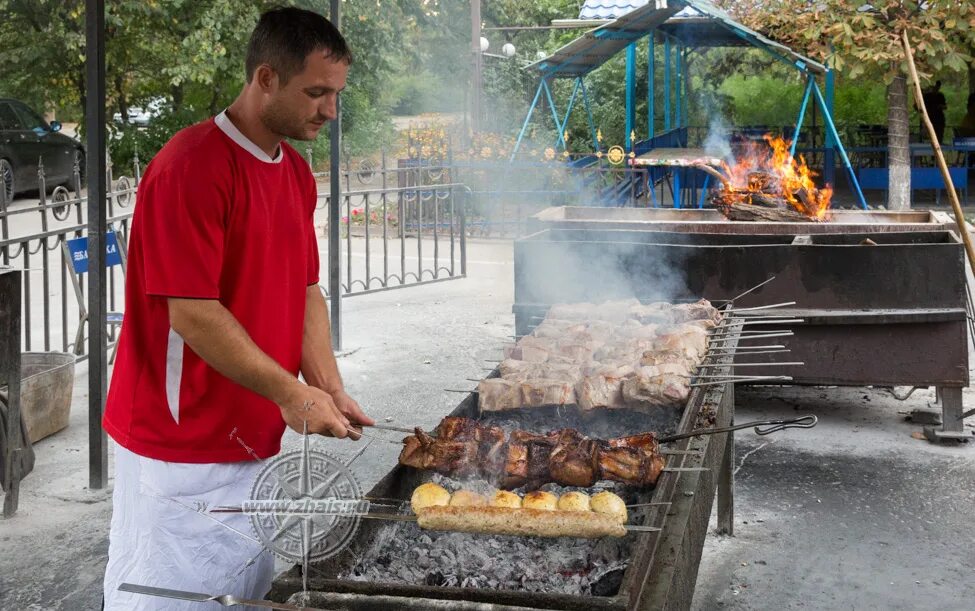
[331,389,374,426]
[277,384,352,438]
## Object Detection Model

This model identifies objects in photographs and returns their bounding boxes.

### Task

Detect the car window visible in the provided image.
[0,103,23,130]
[11,103,48,131]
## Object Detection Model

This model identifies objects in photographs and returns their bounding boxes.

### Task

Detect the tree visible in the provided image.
[717,0,974,209]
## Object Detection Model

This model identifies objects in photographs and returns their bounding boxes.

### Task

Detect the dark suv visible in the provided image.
[0,98,85,202]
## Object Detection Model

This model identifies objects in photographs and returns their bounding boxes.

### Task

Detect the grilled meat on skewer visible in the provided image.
[398,417,666,489]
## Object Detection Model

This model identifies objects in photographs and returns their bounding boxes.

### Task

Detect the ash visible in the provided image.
[341,476,651,597]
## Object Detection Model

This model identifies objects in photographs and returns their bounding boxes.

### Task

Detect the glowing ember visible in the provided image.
[710,134,833,221]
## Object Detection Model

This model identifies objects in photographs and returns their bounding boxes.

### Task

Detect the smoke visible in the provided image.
[515,228,695,309]
[703,113,733,165]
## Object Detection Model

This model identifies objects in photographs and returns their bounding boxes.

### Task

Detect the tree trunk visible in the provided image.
[887,73,911,210]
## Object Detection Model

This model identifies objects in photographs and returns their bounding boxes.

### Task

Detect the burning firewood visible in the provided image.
[716,201,817,223]
[703,134,833,222]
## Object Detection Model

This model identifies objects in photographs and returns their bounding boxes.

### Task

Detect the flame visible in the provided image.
[719,134,832,220]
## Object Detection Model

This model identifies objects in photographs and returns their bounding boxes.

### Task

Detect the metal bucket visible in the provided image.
[16,352,76,443]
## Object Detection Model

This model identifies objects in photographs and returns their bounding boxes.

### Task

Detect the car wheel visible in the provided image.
[0,158,13,205]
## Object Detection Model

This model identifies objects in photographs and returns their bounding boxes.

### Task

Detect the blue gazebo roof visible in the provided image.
[532,0,826,78]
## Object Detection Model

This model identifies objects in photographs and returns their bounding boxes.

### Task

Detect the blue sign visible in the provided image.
[66,233,123,274]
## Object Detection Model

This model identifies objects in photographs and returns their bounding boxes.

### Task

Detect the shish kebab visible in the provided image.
[395,415,816,490]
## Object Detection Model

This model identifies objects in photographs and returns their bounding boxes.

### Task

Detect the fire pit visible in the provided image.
[269,314,744,610]
[515,214,970,441]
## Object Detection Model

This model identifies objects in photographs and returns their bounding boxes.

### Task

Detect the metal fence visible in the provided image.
[2,152,473,356]
[0,158,136,359]
[311,148,652,239]
[318,181,469,296]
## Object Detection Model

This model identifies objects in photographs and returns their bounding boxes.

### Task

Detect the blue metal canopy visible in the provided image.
[530,0,826,78]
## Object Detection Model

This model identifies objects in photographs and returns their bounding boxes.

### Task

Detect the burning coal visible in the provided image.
[705,134,833,222]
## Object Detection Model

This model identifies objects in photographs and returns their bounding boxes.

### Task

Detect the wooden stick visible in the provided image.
[902,30,975,271]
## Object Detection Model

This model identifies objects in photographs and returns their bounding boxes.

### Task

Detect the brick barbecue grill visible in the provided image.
[269,315,745,610]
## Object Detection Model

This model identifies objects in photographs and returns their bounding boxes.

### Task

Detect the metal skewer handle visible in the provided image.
[659,415,817,443]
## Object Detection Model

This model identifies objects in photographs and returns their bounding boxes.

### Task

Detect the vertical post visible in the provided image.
[683,47,689,134]
[2,270,23,516]
[824,68,836,187]
[648,33,655,140]
[717,397,735,535]
[675,43,682,129]
[329,0,342,349]
[625,43,636,151]
[664,37,671,132]
[470,0,482,135]
[85,0,108,490]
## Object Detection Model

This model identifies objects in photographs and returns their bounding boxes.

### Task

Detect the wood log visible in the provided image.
[718,202,815,223]
[749,192,785,208]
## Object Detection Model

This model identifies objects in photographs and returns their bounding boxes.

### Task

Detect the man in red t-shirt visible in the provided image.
[102,8,373,608]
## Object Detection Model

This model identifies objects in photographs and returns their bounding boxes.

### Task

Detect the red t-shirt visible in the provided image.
[103,114,319,463]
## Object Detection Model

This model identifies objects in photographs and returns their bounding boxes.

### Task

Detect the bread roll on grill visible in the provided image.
[415,505,626,538]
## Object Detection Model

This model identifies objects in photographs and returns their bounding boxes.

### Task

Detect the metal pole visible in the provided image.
[329,0,342,349]
[648,33,655,140]
[664,36,671,132]
[625,43,636,151]
[470,0,482,135]
[790,77,814,159]
[85,0,108,490]
[675,43,682,129]
[824,65,836,187]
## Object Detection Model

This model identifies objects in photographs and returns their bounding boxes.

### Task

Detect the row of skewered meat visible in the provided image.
[478,299,722,411]
[398,417,665,489]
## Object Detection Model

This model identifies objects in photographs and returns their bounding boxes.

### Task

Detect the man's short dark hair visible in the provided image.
[245,7,352,84]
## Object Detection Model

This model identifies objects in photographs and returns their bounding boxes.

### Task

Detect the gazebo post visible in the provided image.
[648,33,655,140]
[625,43,636,151]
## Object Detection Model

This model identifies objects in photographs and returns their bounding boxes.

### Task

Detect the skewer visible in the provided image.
[693,372,793,378]
[728,301,796,312]
[690,376,792,387]
[728,276,776,302]
[626,501,673,508]
[209,506,662,533]
[710,329,793,337]
[710,332,793,342]
[698,361,804,369]
[364,423,416,434]
[738,318,804,326]
[710,345,789,351]
[709,349,791,356]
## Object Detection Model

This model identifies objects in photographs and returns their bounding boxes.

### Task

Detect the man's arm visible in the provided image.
[168,297,353,437]
[300,286,374,426]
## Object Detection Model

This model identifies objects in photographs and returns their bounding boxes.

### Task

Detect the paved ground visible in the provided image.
[2,237,974,610]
